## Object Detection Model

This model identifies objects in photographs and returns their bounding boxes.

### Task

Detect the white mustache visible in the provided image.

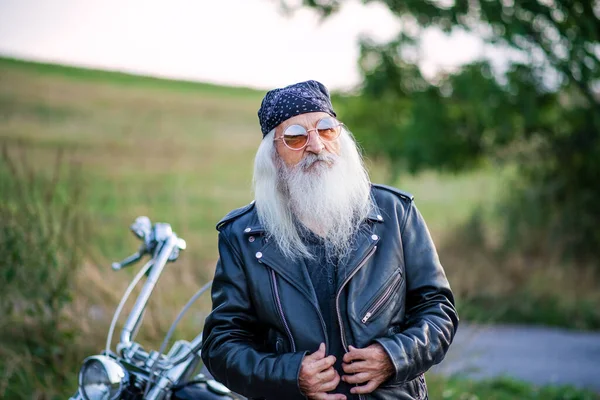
[297,152,338,170]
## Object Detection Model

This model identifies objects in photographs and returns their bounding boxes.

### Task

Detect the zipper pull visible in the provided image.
[361,312,372,323]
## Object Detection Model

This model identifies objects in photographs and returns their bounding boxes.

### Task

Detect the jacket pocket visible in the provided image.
[360,269,403,324]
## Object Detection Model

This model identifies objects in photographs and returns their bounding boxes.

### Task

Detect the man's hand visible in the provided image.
[341,343,394,395]
[298,343,346,400]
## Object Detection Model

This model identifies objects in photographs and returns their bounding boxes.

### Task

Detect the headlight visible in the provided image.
[78,355,128,400]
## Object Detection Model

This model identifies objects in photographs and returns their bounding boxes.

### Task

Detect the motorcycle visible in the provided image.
[70,216,239,400]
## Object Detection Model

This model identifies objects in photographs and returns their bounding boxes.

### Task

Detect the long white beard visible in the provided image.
[253,130,372,260]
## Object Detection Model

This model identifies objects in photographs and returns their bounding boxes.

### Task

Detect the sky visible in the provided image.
[0,0,488,91]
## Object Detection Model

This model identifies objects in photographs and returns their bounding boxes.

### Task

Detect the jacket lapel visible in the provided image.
[335,197,384,286]
[258,236,317,306]
[336,225,379,289]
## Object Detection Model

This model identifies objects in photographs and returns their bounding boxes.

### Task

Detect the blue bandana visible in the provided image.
[257,80,337,137]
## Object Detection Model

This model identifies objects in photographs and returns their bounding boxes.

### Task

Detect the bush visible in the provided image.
[0,144,89,399]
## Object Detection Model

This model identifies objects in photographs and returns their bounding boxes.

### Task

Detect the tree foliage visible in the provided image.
[285,0,600,261]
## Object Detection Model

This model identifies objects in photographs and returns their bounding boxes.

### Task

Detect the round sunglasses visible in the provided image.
[273,117,344,150]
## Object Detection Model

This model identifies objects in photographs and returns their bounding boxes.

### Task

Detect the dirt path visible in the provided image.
[431,323,600,392]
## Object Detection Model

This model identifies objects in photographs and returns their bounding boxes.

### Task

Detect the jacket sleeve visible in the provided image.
[201,229,307,399]
[374,201,459,383]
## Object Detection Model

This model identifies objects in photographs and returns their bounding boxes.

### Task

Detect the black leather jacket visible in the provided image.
[201,184,458,400]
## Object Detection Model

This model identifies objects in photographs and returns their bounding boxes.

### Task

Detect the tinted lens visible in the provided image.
[316,117,341,141]
[283,125,308,149]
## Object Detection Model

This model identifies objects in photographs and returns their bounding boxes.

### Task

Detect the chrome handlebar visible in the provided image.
[118,235,178,352]
[109,216,187,359]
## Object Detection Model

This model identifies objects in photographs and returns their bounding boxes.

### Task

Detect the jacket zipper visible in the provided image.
[361,272,402,324]
[336,245,376,400]
[271,270,296,352]
[335,245,377,352]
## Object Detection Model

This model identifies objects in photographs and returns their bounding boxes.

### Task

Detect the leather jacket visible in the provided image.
[201,184,459,400]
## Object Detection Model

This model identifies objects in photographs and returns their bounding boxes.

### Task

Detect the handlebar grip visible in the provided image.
[112,251,142,271]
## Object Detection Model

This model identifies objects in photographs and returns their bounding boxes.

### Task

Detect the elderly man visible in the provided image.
[201,80,458,400]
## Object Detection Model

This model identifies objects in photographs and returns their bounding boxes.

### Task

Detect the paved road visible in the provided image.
[431,323,600,392]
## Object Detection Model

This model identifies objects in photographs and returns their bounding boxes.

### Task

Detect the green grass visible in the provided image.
[0,56,265,99]
[425,375,600,400]
[458,291,600,331]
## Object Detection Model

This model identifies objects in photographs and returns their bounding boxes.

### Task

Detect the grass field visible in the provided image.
[425,375,599,400]
[1,57,599,399]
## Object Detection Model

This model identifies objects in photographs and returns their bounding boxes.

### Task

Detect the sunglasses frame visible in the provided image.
[273,117,344,151]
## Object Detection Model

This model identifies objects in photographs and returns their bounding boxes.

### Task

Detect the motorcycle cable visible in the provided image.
[105,259,155,355]
[142,280,213,398]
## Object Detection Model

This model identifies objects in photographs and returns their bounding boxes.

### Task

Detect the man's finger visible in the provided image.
[314,393,346,400]
[306,343,326,361]
[349,345,371,356]
[350,380,378,395]
[341,371,370,385]
[309,355,336,373]
[317,371,340,392]
[341,361,368,374]
[317,366,337,382]
[343,346,368,363]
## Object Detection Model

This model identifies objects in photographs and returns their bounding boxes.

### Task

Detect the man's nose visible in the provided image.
[304,130,324,154]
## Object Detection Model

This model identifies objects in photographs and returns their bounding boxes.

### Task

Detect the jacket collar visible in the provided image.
[366,194,385,223]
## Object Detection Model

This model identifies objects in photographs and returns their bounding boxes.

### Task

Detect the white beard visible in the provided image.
[253,129,373,260]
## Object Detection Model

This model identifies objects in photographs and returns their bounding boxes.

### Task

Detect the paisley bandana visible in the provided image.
[257,80,337,137]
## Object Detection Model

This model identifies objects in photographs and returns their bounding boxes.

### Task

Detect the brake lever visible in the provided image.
[112,245,146,271]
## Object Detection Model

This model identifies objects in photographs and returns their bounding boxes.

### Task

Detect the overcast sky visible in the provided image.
[0,0,487,90]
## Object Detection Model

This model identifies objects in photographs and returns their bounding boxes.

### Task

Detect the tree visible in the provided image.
[284,0,600,261]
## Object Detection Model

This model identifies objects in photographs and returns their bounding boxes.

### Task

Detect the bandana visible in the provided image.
[257,80,337,137]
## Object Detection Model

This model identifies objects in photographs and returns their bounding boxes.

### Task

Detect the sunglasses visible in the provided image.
[273,117,344,150]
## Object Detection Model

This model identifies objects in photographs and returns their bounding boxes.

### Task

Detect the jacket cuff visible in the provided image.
[253,350,309,399]
[373,337,405,384]
[295,351,310,399]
